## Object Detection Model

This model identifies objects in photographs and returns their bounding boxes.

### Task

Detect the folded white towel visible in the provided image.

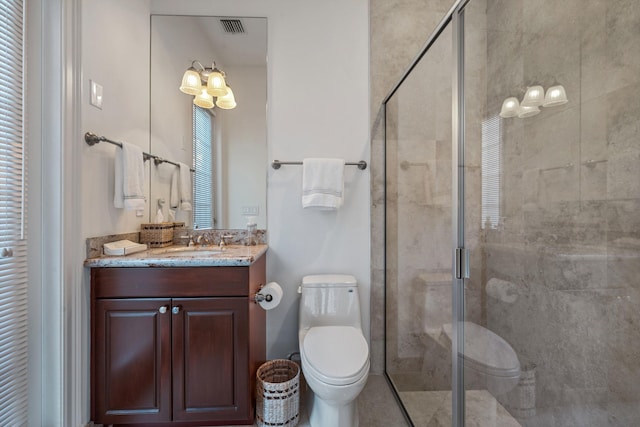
[170,168,179,208]
[302,158,345,210]
[114,142,146,211]
[178,162,192,211]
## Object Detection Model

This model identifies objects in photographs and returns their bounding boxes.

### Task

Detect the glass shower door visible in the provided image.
[384,21,455,426]
[460,0,640,425]
[456,1,526,424]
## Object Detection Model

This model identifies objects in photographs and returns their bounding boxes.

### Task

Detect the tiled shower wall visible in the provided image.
[478,0,640,424]
[372,0,640,424]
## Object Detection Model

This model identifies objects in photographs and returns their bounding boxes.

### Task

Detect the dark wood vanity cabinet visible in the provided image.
[90,255,266,426]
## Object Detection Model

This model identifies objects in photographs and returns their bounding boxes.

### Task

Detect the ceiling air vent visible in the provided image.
[220,19,245,34]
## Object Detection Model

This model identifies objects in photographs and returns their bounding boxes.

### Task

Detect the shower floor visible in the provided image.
[399,390,521,426]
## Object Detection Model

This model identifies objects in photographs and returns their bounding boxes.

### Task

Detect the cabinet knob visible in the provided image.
[172,306,181,315]
[159,305,168,314]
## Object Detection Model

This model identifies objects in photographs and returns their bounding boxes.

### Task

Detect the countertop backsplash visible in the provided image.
[86,229,267,259]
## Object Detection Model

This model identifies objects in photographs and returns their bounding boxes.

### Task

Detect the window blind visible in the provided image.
[192,106,214,229]
[0,0,28,425]
[481,115,501,229]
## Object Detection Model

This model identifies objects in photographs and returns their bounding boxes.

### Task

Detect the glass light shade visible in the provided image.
[216,86,237,110]
[499,97,520,118]
[206,68,228,97]
[193,88,214,109]
[179,69,202,95]
[520,85,545,107]
[543,85,568,107]
[518,105,541,118]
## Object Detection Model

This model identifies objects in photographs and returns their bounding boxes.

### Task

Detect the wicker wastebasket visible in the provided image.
[256,359,300,427]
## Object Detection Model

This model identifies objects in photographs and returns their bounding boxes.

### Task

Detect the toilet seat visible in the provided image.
[442,322,520,378]
[301,326,369,386]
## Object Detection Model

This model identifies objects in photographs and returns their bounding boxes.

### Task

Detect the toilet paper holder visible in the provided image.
[253,285,273,304]
[252,282,283,310]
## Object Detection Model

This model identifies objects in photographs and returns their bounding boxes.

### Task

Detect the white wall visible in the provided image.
[82,0,370,361]
[218,65,267,229]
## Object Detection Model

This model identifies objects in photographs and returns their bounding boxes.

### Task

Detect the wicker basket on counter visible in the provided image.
[140,223,174,248]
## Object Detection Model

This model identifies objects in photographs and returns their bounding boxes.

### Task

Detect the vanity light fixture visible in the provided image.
[500,84,568,119]
[179,60,236,109]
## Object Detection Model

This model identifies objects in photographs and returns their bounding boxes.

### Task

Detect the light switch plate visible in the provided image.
[90,80,103,109]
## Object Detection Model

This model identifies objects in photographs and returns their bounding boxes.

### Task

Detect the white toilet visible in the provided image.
[298,274,370,427]
[422,275,521,395]
[440,322,521,395]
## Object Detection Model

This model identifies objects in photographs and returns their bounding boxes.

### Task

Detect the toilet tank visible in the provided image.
[299,274,362,330]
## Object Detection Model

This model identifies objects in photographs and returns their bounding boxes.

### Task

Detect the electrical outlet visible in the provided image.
[241,206,259,216]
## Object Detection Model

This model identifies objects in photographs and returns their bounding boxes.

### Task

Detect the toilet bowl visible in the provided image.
[421,274,521,395]
[440,322,521,395]
[299,274,370,427]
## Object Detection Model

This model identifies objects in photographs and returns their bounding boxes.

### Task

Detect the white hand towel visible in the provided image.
[302,158,345,210]
[170,168,179,208]
[113,142,146,211]
[178,162,192,211]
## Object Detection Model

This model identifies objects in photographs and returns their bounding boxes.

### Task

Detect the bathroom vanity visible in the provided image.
[86,245,267,426]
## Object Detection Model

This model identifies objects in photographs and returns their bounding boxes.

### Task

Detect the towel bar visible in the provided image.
[272,160,367,170]
[85,132,194,172]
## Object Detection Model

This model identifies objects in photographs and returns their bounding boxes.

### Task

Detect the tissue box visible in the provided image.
[140,223,174,248]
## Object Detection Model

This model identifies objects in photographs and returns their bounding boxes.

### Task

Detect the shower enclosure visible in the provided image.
[381,0,640,425]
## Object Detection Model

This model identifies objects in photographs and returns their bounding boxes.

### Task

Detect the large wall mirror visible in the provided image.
[149,15,267,230]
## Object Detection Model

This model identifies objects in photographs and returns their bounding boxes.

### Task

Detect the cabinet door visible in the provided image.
[172,297,250,423]
[93,299,171,424]
[93,298,172,425]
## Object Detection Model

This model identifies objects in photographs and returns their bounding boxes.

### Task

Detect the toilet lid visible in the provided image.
[302,326,369,385]
[442,322,520,378]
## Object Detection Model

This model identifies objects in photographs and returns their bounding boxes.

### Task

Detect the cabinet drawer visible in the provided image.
[92,267,250,298]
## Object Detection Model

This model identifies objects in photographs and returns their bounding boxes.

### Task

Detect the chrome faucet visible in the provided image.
[219,234,233,250]
[179,233,195,247]
[196,232,212,247]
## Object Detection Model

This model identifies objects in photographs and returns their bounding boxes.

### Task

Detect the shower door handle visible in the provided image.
[455,248,469,279]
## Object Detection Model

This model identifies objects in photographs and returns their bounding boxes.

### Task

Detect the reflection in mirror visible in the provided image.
[150,15,267,230]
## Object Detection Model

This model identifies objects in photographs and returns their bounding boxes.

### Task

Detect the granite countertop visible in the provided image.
[84,244,268,268]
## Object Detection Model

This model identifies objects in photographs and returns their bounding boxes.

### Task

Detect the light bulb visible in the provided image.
[193,88,214,109]
[206,68,228,97]
[542,85,568,107]
[499,97,520,118]
[216,85,236,109]
[179,68,202,95]
[521,85,545,107]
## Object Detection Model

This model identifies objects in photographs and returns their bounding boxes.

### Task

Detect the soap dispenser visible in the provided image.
[245,216,257,246]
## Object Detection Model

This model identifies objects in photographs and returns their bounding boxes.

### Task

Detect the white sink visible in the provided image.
[153,247,223,257]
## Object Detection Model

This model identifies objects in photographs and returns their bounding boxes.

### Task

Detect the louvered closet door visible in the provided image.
[0,0,28,425]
